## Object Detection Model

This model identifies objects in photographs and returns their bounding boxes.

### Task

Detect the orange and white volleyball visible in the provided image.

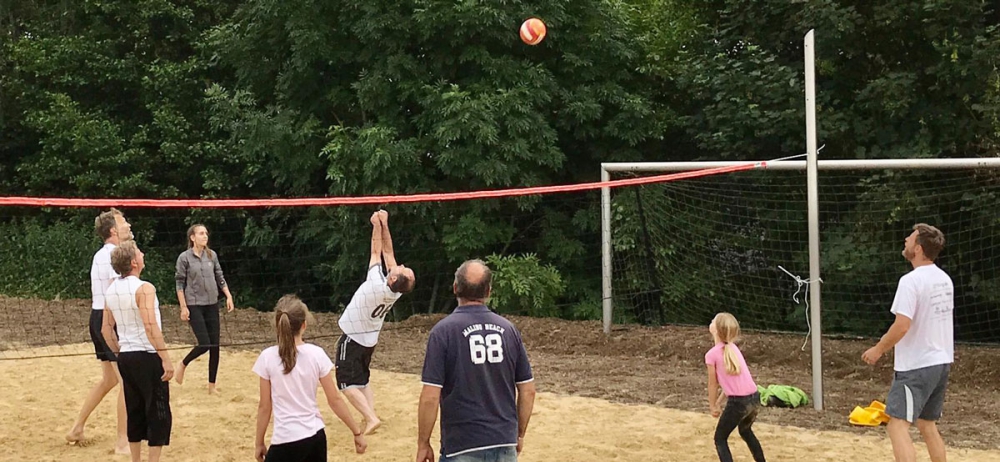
[520,18,547,45]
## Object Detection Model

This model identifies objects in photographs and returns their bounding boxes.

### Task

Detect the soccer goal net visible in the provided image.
[603,158,1000,344]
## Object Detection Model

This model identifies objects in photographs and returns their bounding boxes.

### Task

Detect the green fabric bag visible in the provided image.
[757,384,810,408]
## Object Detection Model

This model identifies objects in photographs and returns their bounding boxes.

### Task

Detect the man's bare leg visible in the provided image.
[361,385,380,433]
[917,419,947,462]
[114,363,129,454]
[148,445,163,462]
[342,387,380,434]
[362,385,376,414]
[887,418,917,462]
[66,361,118,443]
[129,442,142,462]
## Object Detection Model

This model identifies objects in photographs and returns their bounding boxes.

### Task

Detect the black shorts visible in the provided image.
[118,352,172,446]
[89,309,117,362]
[335,334,375,389]
[265,429,327,462]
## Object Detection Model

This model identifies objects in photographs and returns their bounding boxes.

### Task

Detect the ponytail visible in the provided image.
[712,312,743,376]
[277,312,297,374]
[722,343,741,376]
[273,294,310,375]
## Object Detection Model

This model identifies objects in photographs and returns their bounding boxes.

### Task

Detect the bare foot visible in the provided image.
[114,442,130,455]
[65,427,85,444]
[175,362,186,385]
[364,417,381,435]
[208,383,219,395]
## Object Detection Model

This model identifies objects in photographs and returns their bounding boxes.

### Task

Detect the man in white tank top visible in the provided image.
[66,208,132,453]
[336,210,415,435]
[102,241,175,462]
[862,223,953,462]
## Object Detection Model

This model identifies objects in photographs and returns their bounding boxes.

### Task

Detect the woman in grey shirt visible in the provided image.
[174,224,234,394]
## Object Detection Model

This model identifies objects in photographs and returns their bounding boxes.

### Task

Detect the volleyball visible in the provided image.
[520,18,547,45]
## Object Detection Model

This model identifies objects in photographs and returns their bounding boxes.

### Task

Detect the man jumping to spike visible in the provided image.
[336,210,415,434]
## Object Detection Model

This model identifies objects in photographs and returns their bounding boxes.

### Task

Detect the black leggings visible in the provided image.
[265,429,327,462]
[715,392,766,462]
[182,303,220,383]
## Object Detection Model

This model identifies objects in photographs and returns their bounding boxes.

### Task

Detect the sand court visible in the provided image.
[3,344,999,462]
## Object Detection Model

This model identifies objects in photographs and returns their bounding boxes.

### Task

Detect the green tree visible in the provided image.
[2,0,239,198]
[202,0,671,315]
[615,0,1000,337]
[0,0,241,303]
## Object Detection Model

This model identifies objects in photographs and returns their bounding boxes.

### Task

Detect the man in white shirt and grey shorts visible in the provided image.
[863,223,953,462]
[336,210,414,435]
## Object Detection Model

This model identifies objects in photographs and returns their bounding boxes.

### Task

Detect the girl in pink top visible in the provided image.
[705,313,766,462]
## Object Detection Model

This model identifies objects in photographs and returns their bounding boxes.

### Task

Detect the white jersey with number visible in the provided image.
[890,264,954,372]
[90,243,119,310]
[338,265,401,347]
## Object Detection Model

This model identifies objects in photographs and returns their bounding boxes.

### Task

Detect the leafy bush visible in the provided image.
[486,253,565,317]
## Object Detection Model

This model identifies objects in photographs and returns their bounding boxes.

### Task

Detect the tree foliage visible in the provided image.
[2,0,999,337]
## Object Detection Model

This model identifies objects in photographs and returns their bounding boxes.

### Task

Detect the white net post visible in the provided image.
[602,168,613,334]
[804,29,823,410]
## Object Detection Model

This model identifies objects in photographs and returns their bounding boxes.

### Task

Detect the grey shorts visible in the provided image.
[886,363,950,423]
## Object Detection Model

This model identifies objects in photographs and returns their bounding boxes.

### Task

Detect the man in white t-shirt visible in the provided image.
[66,208,133,454]
[336,210,415,435]
[862,223,953,462]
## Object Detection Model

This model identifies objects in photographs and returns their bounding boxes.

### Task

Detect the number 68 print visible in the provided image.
[468,333,504,364]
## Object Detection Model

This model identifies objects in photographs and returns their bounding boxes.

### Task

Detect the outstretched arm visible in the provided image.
[254,378,272,462]
[320,373,367,453]
[369,212,383,268]
[101,308,120,355]
[862,314,911,364]
[138,283,174,381]
[707,365,722,417]
[515,381,536,454]
[378,210,397,270]
[416,384,440,462]
[176,254,190,320]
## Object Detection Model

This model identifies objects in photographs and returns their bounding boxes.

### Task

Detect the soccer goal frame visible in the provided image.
[600,156,1000,411]
[601,30,1000,410]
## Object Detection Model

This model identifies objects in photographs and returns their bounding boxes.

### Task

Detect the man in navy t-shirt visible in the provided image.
[416,259,536,462]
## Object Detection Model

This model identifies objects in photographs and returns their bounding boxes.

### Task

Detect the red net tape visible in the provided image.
[0,162,764,208]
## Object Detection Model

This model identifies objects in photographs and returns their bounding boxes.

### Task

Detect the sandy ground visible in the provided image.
[6,299,1000,450]
[2,344,1000,462]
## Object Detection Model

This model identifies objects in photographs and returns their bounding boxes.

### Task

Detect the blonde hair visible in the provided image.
[713,312,742,376]
[111,241,139,276]
[274,295,312,374]
[95,208,122,240]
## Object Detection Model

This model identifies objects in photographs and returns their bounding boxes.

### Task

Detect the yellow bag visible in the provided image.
[849,400,890,427]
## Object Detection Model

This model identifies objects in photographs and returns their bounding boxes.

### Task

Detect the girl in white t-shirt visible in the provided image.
[254,295,366,461]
